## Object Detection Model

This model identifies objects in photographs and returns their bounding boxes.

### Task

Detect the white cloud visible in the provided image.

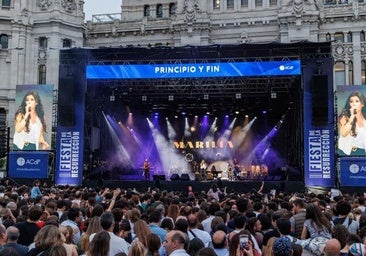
[84,0,122,21]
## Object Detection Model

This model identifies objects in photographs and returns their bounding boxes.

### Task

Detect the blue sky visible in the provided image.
[84,0,122,21]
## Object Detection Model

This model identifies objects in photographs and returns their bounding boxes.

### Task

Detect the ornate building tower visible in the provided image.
[0,0,84,130]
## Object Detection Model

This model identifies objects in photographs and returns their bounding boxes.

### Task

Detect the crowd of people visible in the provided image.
[0,179,364,256]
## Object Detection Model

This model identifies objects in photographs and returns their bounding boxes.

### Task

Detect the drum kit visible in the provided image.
[203,161,268,181]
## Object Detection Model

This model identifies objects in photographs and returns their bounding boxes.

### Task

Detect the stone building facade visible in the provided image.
[1,0,366,147]
[0,0,84,133]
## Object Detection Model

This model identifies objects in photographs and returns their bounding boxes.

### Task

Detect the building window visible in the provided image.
[213,0,220,9]
[334,32,344,42]
[169,3,176,16]
[39,37,48,49]
[227,0,234,8]
[326,33,331,42]
[335,61,345,86]
[144,5,150,17]
[361,31,365,42]
[38,65,46,84]
[362,60,366,84]
[156,4,163,18]
[0,34,8,49]
[348,61,353,85]
[1,0,10,7]
[325,0,336,4]
[255,0,263,7]
[62,38,72,48]
[347,31,352,42]
[270,0,277,6]
[241,0,248,7]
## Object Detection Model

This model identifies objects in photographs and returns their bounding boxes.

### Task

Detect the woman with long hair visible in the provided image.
[78,216,103,254]
[301,204,332,240]
[87,231,110,256]
[128,240,147,256]
[27,225,64,256]
[133,219,152,247]
[146,233,161,256]
[14,90,49,150]
[338,90,366,155]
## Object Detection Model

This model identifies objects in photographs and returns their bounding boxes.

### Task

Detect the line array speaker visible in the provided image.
[311,75,329,126]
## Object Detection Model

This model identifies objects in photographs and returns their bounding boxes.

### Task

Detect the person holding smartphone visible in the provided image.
[228,231,260,256]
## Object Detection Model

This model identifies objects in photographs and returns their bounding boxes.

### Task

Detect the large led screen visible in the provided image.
[337,85,366,156]
[13,84,54,151]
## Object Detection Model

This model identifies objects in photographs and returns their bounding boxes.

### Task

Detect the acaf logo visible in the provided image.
[349,164,359,174]
[279,65,294,71]
[17,157,41,166]
[16,157,26,166]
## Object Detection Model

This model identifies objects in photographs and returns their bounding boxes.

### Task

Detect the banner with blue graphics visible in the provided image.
[303,60,335,187]
[9,151,48,179]
[86,61,301,79]
[340,158,366,186]
[55,69,85,186]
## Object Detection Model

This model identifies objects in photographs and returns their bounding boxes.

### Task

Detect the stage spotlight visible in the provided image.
[271,92,277,99]
[262,110,267,114]
[204,94,209,100]
[235,93,241,99]
[245,114,249,118]
[168,95,174,101]
[235,111,239,115]
[142,95,147,101]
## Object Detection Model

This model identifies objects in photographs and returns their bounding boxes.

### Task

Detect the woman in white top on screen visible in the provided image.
[338,91,366,155]
[13,91,49,150]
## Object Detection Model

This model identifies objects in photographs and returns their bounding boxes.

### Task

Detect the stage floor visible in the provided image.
[84,179,305,194]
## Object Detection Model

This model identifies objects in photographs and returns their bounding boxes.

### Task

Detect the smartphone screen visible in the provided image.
[239,234,249,250]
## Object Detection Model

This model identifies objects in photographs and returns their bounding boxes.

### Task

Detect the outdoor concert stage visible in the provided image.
[86,178,305,194]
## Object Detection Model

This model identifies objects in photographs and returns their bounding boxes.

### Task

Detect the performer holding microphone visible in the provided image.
[338,91,366,155]
[13,91,49,150]
[143,159,151,180]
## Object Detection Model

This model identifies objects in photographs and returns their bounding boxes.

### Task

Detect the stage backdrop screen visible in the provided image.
[86,61,301,79]
[13,84,53,151]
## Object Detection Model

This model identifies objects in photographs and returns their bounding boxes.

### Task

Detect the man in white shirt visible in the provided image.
[187,214,211,247]
[164,230,190,256]
[201,202,220,233]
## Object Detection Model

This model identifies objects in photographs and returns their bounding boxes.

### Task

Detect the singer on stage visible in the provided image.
[143,159,151,181]
[13,91,49,150]
[338,91,366,156]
